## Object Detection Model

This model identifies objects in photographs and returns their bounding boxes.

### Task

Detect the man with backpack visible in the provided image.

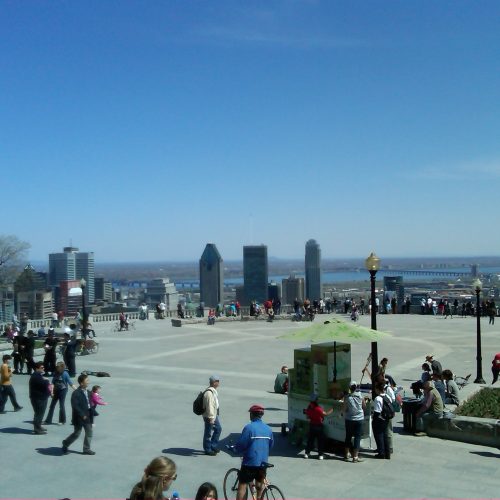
[200,375,221,456]
[372,381,393,459]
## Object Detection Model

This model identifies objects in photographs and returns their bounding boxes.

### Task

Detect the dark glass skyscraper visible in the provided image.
[305,239,322,300]
[243,245,268,305]
[199,243,224,308]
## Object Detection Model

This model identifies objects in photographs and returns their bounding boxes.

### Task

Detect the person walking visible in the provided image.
[12,333,25,374]
[343,381,366,462]
[304,393,333,460]
[62,373,95,455]
[0,355,23,413]
[62,332,78,377]
[202,375,222,456]
[492,353,500,385]
[233,404,274,500]
[29,362,50,434]
[44,361,76,425]
[43,329,58,376]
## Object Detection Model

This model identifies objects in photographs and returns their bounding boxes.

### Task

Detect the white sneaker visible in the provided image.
[304,453,309,459]
[318,455,324,460]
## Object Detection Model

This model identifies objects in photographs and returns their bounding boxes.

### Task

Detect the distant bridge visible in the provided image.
[380,269,471,278]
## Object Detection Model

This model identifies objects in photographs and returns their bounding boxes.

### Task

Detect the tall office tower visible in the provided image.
[146,278,179,311]
[14,264,51,320]
[305,239,322,300]
[49,247,95,304]
[75,252,95,304]
[267,282,281,302]
[199,243,224,308]
[94,277,113,302]
[282,274,305,305]
[384,276,404,313]
[243,245,268,305]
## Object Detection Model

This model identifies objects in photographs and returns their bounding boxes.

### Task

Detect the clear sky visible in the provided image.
[2,1,499,262]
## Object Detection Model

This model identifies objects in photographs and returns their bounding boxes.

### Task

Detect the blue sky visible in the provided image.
[2,1,499,262]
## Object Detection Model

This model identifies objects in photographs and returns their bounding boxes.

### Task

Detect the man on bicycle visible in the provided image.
[234,404,274,500]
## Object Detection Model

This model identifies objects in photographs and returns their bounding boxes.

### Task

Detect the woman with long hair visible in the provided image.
[195,482,218,500]
[129,456,177,500]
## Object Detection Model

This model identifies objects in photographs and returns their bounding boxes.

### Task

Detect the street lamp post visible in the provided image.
[365,252,381,398]
[473,279,485,384]
[80,278,88,333]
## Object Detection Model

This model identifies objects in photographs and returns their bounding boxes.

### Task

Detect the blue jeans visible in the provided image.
[203,416,221,452]
[0,385,22,411]
[345,419,363,451]
[45,388,67,424]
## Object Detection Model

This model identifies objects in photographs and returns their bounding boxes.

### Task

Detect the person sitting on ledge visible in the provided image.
[442,369,460,406]
[274,366,289,394]
[415,380,444,435]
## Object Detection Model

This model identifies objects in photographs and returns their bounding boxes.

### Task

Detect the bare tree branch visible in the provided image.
[0,235,31,285]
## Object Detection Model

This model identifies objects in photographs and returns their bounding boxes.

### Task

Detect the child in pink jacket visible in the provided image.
[90,385,108,421]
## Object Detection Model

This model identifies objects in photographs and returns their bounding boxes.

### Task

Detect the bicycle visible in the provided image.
[223,462,285,500]
[112,321,136,332]
[76,338,99,356]
[454,373,471,390]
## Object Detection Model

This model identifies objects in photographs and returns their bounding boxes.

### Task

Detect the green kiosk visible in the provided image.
[287,342,372,447]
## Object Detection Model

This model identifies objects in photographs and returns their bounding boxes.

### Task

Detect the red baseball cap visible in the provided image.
[249,404,265,413]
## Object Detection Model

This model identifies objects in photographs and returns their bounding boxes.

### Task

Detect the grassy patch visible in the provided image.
[456,388,500,419]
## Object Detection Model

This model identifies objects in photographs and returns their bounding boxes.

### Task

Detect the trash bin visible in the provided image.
[402,398,421,433]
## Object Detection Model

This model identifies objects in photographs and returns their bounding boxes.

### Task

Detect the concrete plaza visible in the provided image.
[1,312,499,499]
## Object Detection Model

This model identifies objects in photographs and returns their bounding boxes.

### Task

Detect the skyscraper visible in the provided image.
[199,243,224,308]
[243,245,268,305]
[49,247,95,304]
[282,274,305,305]
[305,239,322,300]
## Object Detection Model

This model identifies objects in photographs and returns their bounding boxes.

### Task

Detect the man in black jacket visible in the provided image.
[62,373,95,455]
[43,329,58,376]
[29,361,50,434]
[62,332,78,377]
[24,330,36,375]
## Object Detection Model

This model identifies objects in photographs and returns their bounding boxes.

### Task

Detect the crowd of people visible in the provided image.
[1,298,499,498]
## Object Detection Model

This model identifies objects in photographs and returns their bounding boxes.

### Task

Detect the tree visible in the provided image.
[0,235,31,286]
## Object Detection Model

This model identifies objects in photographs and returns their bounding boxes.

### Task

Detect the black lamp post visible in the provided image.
[80,278,88,332]
[473,279,485,384]
[365,252,381,398]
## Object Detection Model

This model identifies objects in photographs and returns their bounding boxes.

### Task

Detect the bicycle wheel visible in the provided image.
[223,468,242,500]
[88,342,99,354]
[260,485,285,500]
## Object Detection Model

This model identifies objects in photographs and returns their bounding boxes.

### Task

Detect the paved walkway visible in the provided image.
[1,313,499,499]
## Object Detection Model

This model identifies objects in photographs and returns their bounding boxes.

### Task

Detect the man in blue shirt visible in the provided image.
[234,404,274,500]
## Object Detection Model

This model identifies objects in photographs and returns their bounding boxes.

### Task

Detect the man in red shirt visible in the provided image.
[492,353,500,384]
[303,393,333,460]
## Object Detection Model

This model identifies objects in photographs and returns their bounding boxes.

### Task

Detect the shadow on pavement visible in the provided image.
[0,427,33,434]
[470,450,500,459]
[161,447,205,457]
[36,446,67,456]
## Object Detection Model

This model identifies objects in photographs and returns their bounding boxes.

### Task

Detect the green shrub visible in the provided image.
[456,388,500,419]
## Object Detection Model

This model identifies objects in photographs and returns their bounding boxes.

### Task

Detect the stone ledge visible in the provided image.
[423,413,500,447]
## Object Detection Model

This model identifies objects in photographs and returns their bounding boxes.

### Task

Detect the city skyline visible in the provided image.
[3,2,500,261]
